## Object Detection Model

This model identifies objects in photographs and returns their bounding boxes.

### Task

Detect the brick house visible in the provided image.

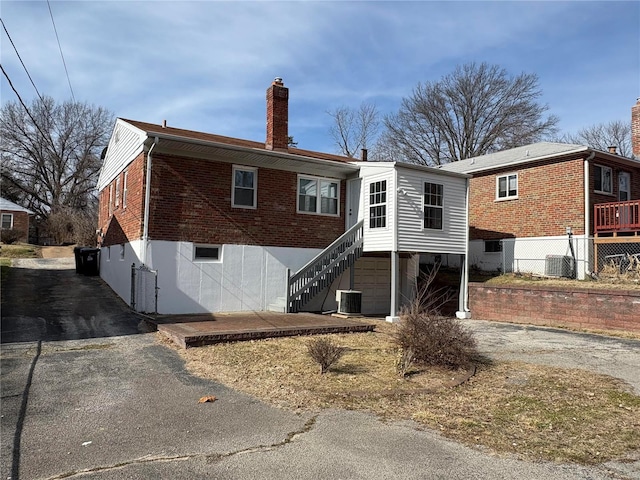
[97,79,471,319]
[439,100,640,278]
[0,197,33,243]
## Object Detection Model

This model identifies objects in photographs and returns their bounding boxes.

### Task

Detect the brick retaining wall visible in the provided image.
[469,283,640,333]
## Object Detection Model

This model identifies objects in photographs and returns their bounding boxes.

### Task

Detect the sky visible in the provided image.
[1,1,639,155]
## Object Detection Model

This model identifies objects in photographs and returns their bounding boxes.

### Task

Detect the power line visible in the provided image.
[0,64,56,152]
[0,18,44,102]
[47,0,75,101]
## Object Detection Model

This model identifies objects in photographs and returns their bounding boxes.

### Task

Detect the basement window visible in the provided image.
[484,240,502,253]
[194,244,221,262]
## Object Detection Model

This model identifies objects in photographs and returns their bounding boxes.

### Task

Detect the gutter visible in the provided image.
[141,137,158,266]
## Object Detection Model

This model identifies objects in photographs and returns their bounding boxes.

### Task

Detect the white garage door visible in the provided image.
[354,257,391,315]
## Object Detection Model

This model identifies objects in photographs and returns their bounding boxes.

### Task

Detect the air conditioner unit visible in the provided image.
[545,255,572,278]
[335,290,362,315]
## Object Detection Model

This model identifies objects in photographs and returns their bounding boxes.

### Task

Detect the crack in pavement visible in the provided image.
[45,415,318,479]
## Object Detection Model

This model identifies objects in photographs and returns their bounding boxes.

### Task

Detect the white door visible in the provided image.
[354,257,391,315]
[346,178,361,229]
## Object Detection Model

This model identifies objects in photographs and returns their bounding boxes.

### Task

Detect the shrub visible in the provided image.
[1,229,22,244]
[307,337,346,374]
[394,266,477,370]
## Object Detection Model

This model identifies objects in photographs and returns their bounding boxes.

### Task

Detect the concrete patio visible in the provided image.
[146,312,377,348]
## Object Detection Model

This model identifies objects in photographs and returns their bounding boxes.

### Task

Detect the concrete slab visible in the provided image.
[147,312,376,348]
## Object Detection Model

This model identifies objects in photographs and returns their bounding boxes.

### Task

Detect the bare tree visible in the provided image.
[0,96,113,243]
[382,62,559,166]
[327,102,380,158]
[556,120,633,158]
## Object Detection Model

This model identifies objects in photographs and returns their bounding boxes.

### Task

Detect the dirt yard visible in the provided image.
[40,245,75,258]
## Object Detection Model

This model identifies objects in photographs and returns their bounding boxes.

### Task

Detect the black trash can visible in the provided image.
[80,248,100,276]
[74,246,85,274]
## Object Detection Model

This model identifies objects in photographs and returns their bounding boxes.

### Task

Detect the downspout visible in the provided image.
[584,151,595,276]
[141,137,159,267]
[387,168,400,323]
[456,176,471,319]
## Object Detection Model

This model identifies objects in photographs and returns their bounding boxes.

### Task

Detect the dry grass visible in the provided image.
[484,272,640,290]
[171,322,640,464]
[0,243,41,259]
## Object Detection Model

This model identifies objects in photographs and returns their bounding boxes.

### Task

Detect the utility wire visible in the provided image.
[47,0,75,101]
[0,64,56,151]
[0,18,44,102]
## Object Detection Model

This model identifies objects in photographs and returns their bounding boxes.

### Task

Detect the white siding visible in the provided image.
[359,165,395,252]
[97,120,146,191]
[396,167,467,254]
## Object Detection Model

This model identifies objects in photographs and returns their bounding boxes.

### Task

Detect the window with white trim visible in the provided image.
[122,171,128,208]
[1,213,13,229]
[369,180,386,228]
[298,176,339,215]
[496,173,518,199]
[232,166,257,208]
[424,182,443,230]
[594,165,612,194]
[194,244,221,261]
[115,176,121,207]
[109,184,114,215]
[119,244,125,260]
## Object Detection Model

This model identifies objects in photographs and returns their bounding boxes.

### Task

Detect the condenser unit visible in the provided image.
[335,290,362,315]
[545,255,572,278]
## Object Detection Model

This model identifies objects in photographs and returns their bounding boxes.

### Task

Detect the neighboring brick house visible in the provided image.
[0,197,33,243]
[97,78,471,319]
[439,102,640,278]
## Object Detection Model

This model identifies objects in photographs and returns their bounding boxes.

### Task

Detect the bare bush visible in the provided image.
[394,267,477,370]
[394,347,416,377]
[0,229,22,244]
[307,337,346,374]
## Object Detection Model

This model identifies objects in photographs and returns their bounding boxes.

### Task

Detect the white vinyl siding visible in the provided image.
[396,168,467,254]
[97,120,146,191]
[361,168,395,252]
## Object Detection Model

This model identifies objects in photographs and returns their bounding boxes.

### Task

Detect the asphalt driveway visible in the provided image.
[1,258,639,479]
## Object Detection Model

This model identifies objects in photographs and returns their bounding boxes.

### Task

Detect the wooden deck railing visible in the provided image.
[594,200,640,234]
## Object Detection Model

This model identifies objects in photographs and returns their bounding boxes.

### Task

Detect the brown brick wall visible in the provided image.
[98,153,146,246]
[469,156,586,239]
[0,210,29,242]
[469,283,640,333]
[145,154,346,249]
[469,153,640,241]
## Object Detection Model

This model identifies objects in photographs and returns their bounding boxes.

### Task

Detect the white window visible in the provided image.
[298,176,339,215]
[115,176,121,207]
[232,166,257,208]
[619,172,630,201]
[122,171,128,208]
[594,165,612,194]
[194,244,221,262]
[369,180,386,228]
[1,213,13,229]
[497,173,518,200]
[424,182,443,230]
[119,244,125,260]
[109,184,114,215]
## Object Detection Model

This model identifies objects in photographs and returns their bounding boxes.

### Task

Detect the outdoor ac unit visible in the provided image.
[545,255,572,278]
[336,290,362,315]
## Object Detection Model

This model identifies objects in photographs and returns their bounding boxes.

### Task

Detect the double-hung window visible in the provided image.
[115,176,121,208]
[298,176,339,215]
[424,182,443,230]
[497,173,518,199]
[232,166,257,208]
[594,165,612,194]
[122,171,128,208]
[1,213,13,229]
[369,180,387,228]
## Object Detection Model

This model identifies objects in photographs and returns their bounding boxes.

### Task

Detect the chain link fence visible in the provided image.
[500,236,640,281]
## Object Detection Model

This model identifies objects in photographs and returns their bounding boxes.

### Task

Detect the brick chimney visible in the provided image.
[266,77,288,151]
[632,98,640,158]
